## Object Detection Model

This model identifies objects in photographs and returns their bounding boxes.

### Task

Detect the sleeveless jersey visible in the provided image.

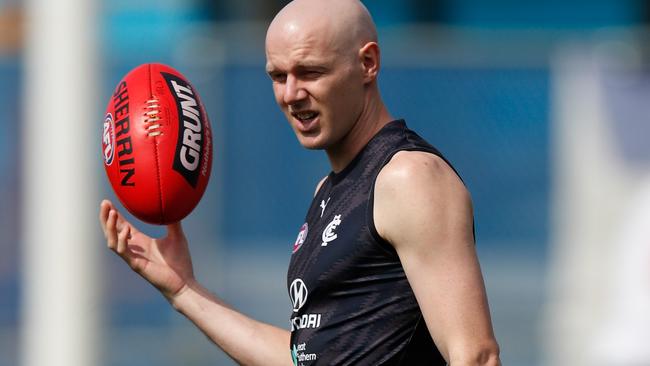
[287,120,454,365]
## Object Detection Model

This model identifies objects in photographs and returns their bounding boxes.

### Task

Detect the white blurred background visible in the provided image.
[1,0,650,365]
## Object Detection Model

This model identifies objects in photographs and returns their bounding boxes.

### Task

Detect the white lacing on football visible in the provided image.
[144,98,162,137]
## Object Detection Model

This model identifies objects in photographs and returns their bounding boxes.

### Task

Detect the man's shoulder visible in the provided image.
[373,150,471,243]
[378,150,462,189]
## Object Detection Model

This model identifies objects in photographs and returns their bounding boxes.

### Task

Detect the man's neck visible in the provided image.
[326,95,393,173]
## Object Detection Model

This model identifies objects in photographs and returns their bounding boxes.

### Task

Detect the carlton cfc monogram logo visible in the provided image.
[321,214,342,246]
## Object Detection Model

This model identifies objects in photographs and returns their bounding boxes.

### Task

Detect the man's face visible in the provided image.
[266,29,366,150]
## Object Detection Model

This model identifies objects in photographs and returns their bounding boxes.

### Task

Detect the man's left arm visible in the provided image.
[374,151,500,366]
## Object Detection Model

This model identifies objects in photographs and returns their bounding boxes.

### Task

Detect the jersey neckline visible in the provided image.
[327,119,406,186]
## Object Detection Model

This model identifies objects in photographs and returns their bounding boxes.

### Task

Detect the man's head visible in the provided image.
[265,0,382,150]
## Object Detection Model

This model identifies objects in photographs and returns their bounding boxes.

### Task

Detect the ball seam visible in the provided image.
[148,64,165,224]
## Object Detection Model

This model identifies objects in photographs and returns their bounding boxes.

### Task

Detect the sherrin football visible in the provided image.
[102,63,212,224]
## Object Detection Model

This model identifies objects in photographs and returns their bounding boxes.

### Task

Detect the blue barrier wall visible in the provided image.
[218,64,549,249]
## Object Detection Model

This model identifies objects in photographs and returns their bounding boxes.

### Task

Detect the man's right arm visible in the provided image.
[100,200,292,366]
[170,283,291,365]
[173,175,330,363]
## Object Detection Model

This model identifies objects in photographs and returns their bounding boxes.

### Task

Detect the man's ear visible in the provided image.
[359,42,380,84]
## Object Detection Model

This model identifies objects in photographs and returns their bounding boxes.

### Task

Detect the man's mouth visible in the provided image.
[292,110,319,123]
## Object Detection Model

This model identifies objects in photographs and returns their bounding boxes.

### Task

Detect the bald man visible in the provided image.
[100,1,500,365]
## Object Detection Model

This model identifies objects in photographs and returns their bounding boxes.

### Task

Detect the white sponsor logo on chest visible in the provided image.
[289,278,308,312]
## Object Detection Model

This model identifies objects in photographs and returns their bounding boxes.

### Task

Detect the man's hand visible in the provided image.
[99,200,194,301]
[100,199,292,365]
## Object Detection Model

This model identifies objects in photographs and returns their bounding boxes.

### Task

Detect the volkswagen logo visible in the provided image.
[289,279,308,312]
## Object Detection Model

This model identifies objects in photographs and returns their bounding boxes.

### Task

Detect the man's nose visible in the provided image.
[283,74,308,105]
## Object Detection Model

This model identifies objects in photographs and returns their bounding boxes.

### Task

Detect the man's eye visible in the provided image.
[302,71,322,79]
[270,73,287,82]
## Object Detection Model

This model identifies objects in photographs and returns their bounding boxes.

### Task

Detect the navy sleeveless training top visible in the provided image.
[287,120,451,365]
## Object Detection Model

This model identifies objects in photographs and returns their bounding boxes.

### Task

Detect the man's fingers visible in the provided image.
[106,210,118,250]
[115,212,127,232]
[117,224,130,255]
[111,208,139,236]
[102,201,148,275]
[99,200,113,235]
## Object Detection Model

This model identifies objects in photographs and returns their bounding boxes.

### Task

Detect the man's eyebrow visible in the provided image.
[294,62,330,71]
[296,63,325,68]
[266,57,332,73]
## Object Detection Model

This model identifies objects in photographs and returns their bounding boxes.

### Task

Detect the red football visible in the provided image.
[102,63,212,224]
